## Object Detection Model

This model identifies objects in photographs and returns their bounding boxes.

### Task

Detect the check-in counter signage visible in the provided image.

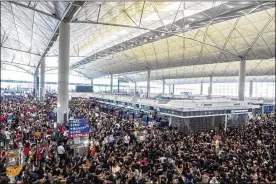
[160,108,252,117]
[228,109,252,114]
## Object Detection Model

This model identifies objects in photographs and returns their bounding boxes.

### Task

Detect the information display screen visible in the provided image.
[69,119,90,138]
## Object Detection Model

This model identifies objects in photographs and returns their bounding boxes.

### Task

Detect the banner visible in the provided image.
[6,166,22,177]
[69,119,90,138]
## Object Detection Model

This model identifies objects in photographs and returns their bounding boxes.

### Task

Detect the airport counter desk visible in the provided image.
[71,93,261,134]
[160,107,252,134]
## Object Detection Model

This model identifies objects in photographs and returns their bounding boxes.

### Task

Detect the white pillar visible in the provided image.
[146,69,150,98]
[162,79,165,94]
[91,78,94,92]
[200,82,203,95]
[238,59,246,101]
[172,84,175,95]
[134,82,137,95]
[211,116,215,127]
[57,22,70,124]
[249,81,253,97]
[208,75,213,96]
[33,74,36,97]
[224,115,228,132]
[33,72,39,98]
[40,57,45,102]
[169,84,171,94]
[110,74,113,94]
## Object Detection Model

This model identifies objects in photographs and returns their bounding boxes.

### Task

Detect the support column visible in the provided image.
[169,84,171,94]
[169,116,172,127]
[238,59,246,101]
[200,82,203,95]
[146,69,150,98]
[211,116,215,127]
[91,78,94,92]
[117,79,120,93]
[208,75,213,96]
[224,115,228,132]
[134,82,137,96]
[33,72,39,98]
[162,79,165,94]
[57,22,70,124]
[33,74,36,97]
[172,84,175,95]
[110,74,113,94]
[249,81,253,97]
[40,57,45,102]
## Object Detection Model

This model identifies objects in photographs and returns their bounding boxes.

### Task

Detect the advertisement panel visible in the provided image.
[69,119,90,138]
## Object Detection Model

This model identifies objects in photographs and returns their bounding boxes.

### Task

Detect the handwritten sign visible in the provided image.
[6,166,22,177]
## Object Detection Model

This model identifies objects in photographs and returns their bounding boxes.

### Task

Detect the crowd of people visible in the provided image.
[0,94,275,184]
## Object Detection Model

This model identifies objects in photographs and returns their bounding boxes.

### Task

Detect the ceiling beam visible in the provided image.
[1,46,41,56]
[34,1,87,74]
[71,20,152,31]
[2,61,36,68]
[69,1,274,71]
[242,13,275,59]
[8,1,61,20]
[70,20,240,70]
[2,62,34,75]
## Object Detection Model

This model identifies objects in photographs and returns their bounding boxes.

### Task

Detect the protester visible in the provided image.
[0,93,275,184]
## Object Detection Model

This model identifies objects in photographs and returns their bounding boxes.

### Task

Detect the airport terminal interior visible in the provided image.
[0,1,275,183]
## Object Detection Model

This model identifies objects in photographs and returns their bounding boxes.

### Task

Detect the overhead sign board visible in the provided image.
[263,105,275,113]
[69,119,90,138]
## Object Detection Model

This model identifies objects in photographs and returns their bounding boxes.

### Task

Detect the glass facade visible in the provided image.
[1,68,275,99]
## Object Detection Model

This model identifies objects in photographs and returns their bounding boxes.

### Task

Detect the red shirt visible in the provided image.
[23,106,28,111]
[46,129,53,135]
[17,133,23,141]
[23,146,30,156]
[4,114,8,120]
[37,150,43,161]
[91,147,96,156]
[139,159,148,166]
[24,114,28,120]
[57,125,64,134]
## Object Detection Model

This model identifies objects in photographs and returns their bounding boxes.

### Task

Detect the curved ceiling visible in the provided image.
[1,1,275,84]
[121,58,275,82]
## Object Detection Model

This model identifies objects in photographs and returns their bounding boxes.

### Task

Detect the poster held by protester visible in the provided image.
[6,150,22,183]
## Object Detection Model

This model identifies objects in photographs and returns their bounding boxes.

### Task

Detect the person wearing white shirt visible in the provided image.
[57,143,66,163]
[109,134,114,143]
[4,129,11,147]
[159,156,167,163]
[123,134,130,145]
[102,137,108,147]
